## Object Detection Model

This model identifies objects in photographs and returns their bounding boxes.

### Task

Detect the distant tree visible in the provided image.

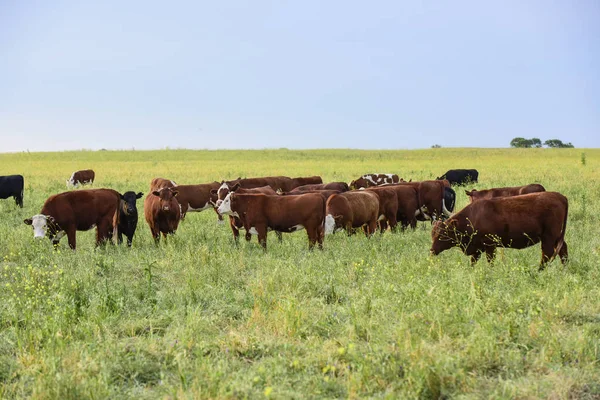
[530,138,542,148]
[431,144,442,148]
[544,139,574,148]
[510,137,533,148]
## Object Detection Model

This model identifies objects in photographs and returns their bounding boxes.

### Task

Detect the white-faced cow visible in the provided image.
[24,189,120,249]
[0,175,24,208]
[66,169,95,189]
[118,191,143,247]
[431,191,568,269]
[217,192,326,250]
[144,187,181,243]
[465,184,545,203]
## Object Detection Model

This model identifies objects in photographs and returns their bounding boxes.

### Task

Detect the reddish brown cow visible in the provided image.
[465,184,546,203]
[399,180,450,221]
[24,189,120,249]
[215,176,322,201]
[349,174,401,189]
[286,176,323,191]
[149,177,177,191]
[144,187,181,243]
[288,182,349,193]
[217,192,326,250]
[365,187,399,233]
[431,192,568,269]
[66,169,95,188]
[174,182,222,217]
[324,191,379,237]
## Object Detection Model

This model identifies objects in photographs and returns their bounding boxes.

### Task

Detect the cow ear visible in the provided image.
[232,183,241,191]
[152,190,160,196]
[136,192,144,198]
[465,190,472,196]
[24,218,33,225]
[171,190,178,197]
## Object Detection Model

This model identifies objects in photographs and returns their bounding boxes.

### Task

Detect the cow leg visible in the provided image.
[485,247,496,263]
[257,226,268,251]
[559,241,568,264]
[379,220,388,234]
[117,231,123,245]
[366,220,377,237]
[276,231,283,242]
[66,228,77,250]
[387,214,398,233]
[96,221,112,247]
[317,225,324,250]
[150,227,160,244]
[126,235,133,247]
[540,238,557,270]
[307,229,317,251]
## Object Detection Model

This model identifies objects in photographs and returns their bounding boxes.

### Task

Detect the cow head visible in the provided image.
[152,188,178,211]
[216,192,239,217]
[215,182,241,207]
[24,214,64,244]
[430,219,458,255]
[465,189,476,203]
[121,191,144,215]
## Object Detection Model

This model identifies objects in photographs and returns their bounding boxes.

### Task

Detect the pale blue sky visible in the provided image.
[1,0,598,152]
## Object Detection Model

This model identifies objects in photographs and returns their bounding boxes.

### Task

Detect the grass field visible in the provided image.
[1,148,599,399]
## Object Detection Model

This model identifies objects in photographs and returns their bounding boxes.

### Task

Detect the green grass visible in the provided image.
[1,148,599,399]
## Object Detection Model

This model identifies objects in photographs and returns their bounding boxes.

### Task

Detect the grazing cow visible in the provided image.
[436,169,479,186]
[150,177,177,191]
[324,191,380,236]
[288,182,349,193]
[430,191,568,269]
[217,192,326,250]
[286,176,323,191]
[365,187,399,233]
[400,180,451,221]
[24,189,120,250]
[118,191,143,247]
[173,182,222,218]
[350,174,401,189]
[66,169,95,188]
[216,176,322,200]
[465,184,545,203]
[144,187,181,243]
[0,175,24,208]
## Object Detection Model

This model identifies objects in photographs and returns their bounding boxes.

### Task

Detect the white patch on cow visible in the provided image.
[364,175,378,186]
[170,180,178,187]
[248,227,259,235]
[55,231,66,241]
[290,224,305,232]
[378,214,386,221]
[187,201,212,212]
[30,214,48,238]
[217,218,225,225]
[417,206,432,220]
[324,214,336,235]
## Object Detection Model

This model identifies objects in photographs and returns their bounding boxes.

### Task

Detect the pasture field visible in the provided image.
[1,148,599,399]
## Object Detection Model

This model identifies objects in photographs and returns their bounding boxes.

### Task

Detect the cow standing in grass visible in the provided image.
[118,191,143,247]
[144,187,181,243]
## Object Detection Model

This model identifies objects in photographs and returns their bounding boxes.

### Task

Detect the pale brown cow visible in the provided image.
[149,177,177,191]
[144,187,181,243]
[465,184,546,203]
[24,189,120,249]
[349,174,401,189]
[66,169,95,189]
[324,191,379,236]
[431,191,568,269]
[217,192,326,250]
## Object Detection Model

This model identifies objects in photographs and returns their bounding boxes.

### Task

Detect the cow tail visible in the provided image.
[553,196,568,260]
[112,196,122,244]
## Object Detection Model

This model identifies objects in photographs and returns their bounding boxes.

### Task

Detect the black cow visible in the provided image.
[444,187,456,214]
[0,175,24,208]
[436,169,479,186]
[118,191,143,247]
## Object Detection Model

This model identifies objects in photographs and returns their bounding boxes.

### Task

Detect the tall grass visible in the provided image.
[1,148,599,398]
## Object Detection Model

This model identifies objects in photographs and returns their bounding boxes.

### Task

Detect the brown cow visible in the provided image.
[216,176,322,201]
[465,184,546,203]
[430,191,568,269]
[144,187,181,243]
[286,176,323,191]
[66,169,95,189]
[216,185,280,243]
[149,177,177,191]
[324,191,379,236]
[398,180,451,221]
[288,182,349,193]
[217,192,326,250]
[24,189,120,249]
[173,182,222,217]
[349,174,401,189]
[365,187,399,233]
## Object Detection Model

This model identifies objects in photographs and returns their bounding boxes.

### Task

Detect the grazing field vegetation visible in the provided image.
[1,148,599,399]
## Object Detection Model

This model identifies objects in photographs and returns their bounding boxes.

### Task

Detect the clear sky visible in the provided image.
[1,0,598,152]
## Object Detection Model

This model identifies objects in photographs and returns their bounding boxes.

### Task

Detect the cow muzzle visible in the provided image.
[162,206,170,211]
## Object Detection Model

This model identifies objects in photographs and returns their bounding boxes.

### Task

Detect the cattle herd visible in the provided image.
[0,168,568,269]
